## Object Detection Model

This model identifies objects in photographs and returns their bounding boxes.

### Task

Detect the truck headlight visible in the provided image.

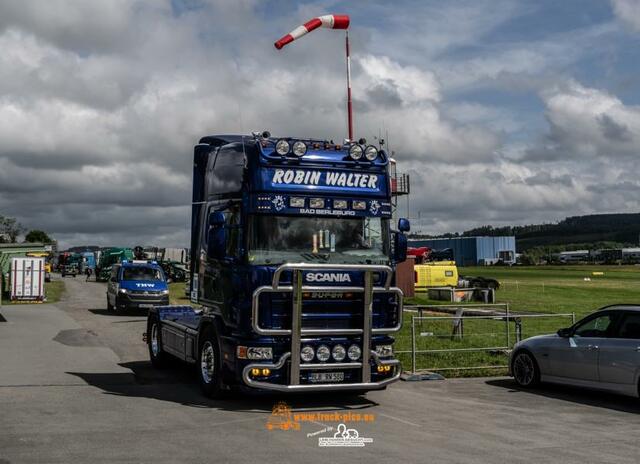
[300,345,315,362]
[364,145,378,161]
[332,344,346,361]
[375,345,393,357]
[347,344,361,361]
[316,345,330,362]
[275,139,290,155]
[247,347,273,360]
[237,346,273,360]
[349,144,363,160]
[292,141,307,157]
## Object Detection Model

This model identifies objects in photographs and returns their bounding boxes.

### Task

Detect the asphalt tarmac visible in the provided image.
[1,276,640,463]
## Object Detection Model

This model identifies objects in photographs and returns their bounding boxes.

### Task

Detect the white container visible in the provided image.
[11,257,45,301]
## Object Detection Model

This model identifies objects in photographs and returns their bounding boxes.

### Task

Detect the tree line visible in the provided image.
[0,214,53,244]
[410,213,640,252]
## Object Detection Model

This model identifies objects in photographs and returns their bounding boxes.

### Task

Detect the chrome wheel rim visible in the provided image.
[151,324,160,357]
[200,341,215,384]
[513,353,534,386]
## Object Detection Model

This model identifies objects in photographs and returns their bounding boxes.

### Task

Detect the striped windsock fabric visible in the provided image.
[274,14,350,49]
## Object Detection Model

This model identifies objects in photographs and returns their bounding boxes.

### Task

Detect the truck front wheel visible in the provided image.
[148,316,169,368]
[198,326,223,398]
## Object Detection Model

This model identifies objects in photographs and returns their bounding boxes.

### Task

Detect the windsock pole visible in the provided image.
[345,31,353,141]
[274,14,353,140]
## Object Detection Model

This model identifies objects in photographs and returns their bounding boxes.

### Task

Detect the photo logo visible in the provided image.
[266,401,300,431]
[318,423,373,447]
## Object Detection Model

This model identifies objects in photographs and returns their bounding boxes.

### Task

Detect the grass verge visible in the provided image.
[399,265,640,376]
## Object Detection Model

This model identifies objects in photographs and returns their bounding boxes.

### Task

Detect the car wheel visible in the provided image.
[148,316,169,368]
[198,326,223,398]
[512,350,540,388]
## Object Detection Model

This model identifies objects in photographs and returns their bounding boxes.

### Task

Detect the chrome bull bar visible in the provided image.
[246,263,403,391]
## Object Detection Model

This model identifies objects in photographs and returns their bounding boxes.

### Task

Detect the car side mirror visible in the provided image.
[398,218,410,232]
[557,328,571,338]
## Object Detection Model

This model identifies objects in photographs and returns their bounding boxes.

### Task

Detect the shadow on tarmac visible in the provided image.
[486,378,640,414]
[68,360,379,412]
[88,308,151,317]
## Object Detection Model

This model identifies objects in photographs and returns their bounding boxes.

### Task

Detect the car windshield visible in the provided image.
[248,215,389,265]
[122,267,163,281]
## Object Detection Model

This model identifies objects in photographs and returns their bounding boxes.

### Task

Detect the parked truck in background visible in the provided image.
[145,133,409,397]
[0,243,49,298]
[96,247,134,282]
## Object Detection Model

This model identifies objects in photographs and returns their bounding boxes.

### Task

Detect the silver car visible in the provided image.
[510,305,640,397]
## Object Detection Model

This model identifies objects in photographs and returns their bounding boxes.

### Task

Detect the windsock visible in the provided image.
[274,14,350,49]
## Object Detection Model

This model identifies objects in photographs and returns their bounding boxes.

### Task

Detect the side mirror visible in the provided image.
[398,218,410,232]
[207,211,226,260]
[393,232,408,263]
[208,211,225,227]
[557,328,571,338]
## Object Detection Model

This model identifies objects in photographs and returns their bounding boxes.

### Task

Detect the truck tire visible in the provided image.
[148,315,169,368]
[198,325,223,398]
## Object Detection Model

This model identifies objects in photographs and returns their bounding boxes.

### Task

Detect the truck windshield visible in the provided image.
[248,215,389,265]
[122,267,163,281]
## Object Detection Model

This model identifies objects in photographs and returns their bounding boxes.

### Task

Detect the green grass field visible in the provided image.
[45,280,65,304]
[169,281,191,305]
[398,265,640,376]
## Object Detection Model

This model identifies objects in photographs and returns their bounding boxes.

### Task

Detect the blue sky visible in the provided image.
[1,0,640,246]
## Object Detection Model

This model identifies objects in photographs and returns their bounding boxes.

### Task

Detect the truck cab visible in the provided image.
[107,261,169,312]
[146,134,409,397]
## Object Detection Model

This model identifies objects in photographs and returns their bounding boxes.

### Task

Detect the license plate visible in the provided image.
[308,372,344,383]
[139,304,154,309]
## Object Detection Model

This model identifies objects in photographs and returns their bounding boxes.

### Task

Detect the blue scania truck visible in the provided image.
[146,133,409,397]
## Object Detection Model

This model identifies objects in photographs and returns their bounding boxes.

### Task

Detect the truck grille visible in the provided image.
[258,293,397,331]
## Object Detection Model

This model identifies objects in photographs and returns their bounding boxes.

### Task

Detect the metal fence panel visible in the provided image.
[402,312,575,374]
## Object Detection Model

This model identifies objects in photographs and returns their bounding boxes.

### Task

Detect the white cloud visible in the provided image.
[525,80,640,161]
[0,1,638,246]
[611,0,640,32]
